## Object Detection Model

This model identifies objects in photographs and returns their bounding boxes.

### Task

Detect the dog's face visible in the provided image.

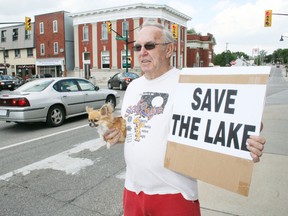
[86,107,102,128]
[86,103,126,148]
[86,104,114,128]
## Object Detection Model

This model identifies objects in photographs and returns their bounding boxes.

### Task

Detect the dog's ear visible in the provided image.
[100,105,108,115]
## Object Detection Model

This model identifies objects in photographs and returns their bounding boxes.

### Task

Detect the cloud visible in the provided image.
[167,0,195,20]
[194,0,288,54]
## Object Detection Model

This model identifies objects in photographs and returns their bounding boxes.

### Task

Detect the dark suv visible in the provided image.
[0,75,16,91]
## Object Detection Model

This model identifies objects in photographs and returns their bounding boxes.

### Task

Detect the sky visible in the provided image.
[0,0,287,55]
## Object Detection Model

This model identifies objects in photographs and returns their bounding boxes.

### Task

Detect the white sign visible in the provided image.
[168,66,270,160]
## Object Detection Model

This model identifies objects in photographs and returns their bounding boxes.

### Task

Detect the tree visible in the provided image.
[235,52,249,60]
[189,29,288,66]
[214,51,237,66]
[187,28,197,34]
[254,50,267,65]
[271,49,288,64]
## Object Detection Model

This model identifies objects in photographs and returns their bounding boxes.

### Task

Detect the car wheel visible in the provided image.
[108,82,112,89]
[106,96,116,109]
[46,105,65,127]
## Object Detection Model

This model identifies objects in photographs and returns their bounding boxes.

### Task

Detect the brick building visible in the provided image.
[70,3,191,83]
[1,5,215,81]
[187,33,215,67]
[34,11,74,77]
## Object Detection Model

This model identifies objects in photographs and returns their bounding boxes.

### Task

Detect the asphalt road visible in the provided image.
[0,66,287,216]
[0,89,126,216]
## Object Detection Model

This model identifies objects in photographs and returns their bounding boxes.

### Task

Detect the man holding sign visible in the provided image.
[104,21,266,216]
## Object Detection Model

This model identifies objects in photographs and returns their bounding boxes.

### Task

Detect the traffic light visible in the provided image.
[25,17,31,31]
[106,21,112,33]
[171,24,178,39]
[264,10,272,27]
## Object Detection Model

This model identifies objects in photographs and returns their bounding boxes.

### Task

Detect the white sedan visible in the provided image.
[0,77,120,127]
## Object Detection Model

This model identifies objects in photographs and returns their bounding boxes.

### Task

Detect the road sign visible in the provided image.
[116,36,127,41]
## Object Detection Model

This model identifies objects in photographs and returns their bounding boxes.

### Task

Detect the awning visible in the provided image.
[36,58,64,66]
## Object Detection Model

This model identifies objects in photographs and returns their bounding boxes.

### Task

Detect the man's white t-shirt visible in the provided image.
[121,68,198,201]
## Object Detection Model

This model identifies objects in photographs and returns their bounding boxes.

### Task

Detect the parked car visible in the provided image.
[0,75,16,91]
[108,72,139,90]
[26,73,52,82]
[10,76,24,88]
[0,77,120,127]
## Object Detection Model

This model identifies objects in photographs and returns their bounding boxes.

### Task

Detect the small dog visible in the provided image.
[86,103,126,149]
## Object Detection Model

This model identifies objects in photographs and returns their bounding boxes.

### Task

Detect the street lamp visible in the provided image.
[280,35,288,41]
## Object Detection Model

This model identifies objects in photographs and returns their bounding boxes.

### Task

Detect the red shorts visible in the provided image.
[123,188,201,216]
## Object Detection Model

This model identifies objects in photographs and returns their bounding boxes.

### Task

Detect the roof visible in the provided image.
[70,3,191,21]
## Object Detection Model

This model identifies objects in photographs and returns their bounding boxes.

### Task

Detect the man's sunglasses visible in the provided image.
[133,42,171,51]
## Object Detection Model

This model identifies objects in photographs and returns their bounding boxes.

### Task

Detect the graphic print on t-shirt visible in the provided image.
[124,92,169,142]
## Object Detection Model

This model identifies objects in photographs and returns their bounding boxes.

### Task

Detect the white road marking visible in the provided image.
[0,124,89,152]
[116,171,126,180]
[0,138,106,181]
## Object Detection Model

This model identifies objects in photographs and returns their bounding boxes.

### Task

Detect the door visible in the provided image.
[59,79,85,115]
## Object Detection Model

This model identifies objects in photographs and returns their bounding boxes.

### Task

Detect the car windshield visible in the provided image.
[0,75,11,80]
[16,79,54,92]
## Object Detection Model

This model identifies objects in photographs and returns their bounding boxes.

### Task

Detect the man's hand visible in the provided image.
[104,128,121,145]
[247,135,266,162]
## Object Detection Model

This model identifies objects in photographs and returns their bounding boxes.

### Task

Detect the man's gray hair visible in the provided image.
[140,21,174,44]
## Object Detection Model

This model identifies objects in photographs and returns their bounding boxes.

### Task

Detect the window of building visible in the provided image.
[101,51,110,68]
[15,49,20,58]
[25,29,31,40]
[53,20,58,33]
[172,52,176,67]
[40,43,45,55]
[83,25,88,41]
[101,23,108,40]
[12,28,18,41]
[122,21,129,38]
[54,42,58,54]
[1,30,6,42]
[40,22,44,34]
[4,50,9,58]
[27,48,33,57]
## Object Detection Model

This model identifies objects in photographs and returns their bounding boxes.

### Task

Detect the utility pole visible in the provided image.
[4,48,6,74]
[125,29,129,73]
[226,42,229,66]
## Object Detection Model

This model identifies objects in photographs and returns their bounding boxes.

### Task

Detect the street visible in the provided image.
[0,89,126,216]
[0,66,288,216]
